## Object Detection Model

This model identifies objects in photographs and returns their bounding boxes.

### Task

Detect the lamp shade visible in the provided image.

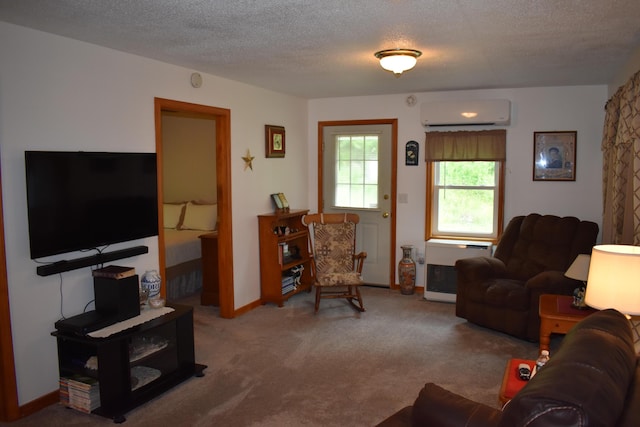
[584,245,640,315]
[565,254,591,281]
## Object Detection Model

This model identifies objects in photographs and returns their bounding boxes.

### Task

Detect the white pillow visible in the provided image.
[163,203,185,229]
[181,202,217,231]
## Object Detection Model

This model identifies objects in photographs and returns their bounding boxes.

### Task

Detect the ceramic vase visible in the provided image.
[141,269,162,301]
[398,245,416,295]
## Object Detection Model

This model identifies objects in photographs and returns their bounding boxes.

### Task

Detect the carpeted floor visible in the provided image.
[3,286,553,426]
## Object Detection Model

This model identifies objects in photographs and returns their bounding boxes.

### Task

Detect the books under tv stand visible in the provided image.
[258,209,313,306]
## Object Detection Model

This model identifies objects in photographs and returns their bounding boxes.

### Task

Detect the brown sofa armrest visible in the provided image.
[411,383,501,427]
[618,358,640,427]
[455,256,506,283]
[525,270,577,293]
[375,406,412,427]
[456,257,507,318]
[525,271,578,313]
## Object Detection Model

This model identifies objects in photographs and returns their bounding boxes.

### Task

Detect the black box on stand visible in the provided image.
[94,274,140,322]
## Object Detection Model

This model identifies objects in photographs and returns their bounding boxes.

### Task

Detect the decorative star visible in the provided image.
[242,149,255,171]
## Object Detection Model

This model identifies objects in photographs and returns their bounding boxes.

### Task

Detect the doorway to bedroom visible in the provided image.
[154,98,234,318]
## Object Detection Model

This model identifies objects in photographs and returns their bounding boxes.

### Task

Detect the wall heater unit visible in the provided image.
[424,239,493,303]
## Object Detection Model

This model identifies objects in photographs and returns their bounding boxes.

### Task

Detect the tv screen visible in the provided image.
[25,151,159,259]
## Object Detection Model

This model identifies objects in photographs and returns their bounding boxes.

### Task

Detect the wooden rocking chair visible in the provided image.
[302,213,367,313]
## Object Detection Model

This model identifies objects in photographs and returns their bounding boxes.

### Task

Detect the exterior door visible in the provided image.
[320,121,396,286]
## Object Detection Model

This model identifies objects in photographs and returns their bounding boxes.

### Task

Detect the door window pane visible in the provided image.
[334,135,379,209]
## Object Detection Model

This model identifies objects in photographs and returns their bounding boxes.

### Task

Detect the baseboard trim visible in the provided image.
[19,390,58,419]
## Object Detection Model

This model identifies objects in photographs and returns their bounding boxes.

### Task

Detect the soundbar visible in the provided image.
[36,246,149,276]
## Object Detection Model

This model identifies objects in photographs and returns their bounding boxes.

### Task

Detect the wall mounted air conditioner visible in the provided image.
[421,99,511,127]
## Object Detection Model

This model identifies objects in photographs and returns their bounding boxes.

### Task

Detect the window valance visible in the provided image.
[424,129,506,161]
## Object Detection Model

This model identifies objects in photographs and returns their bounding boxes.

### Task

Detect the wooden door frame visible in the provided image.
[0,161,20,421]
[317,119,398,288]
[154,98,235,318]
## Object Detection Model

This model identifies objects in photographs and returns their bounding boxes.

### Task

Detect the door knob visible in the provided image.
[382,212,389,218]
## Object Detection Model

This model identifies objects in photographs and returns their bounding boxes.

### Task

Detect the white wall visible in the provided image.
[162,114,217,203]
[609,45,640,96]
[0,22,308,404]
[308,86,608,288]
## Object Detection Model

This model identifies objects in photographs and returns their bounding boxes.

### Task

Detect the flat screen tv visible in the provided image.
[25,151,159,259]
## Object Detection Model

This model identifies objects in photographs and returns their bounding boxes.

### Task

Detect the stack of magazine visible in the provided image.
[281,273,296,295]
[59,374,100,414]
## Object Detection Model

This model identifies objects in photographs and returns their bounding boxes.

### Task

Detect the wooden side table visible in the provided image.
[498,358,534,405]
[199,232,219,306]
[538,294,596,352]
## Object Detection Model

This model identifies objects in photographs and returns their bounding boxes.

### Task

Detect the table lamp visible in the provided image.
[564,254,591,309]
[584,244,640,350]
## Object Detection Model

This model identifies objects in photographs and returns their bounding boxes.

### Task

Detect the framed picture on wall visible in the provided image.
[533,131,577,181]
[265,125,285,158]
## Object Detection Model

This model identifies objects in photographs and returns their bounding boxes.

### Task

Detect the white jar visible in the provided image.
[141,270,162,300]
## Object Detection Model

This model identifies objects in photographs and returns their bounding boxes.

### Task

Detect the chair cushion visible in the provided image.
[316,271,363,287]
[467,279,529,310]
[314,221,356,273]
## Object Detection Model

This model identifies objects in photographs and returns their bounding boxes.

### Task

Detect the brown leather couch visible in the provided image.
[455,214,599,341]
[376,309,639,427]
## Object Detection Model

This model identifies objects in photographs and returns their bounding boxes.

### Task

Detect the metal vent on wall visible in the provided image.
[424,239,493,303]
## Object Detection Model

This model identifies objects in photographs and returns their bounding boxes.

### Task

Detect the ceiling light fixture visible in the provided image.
[374,48,422,76]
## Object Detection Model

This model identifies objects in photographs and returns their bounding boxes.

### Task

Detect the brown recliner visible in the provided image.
[455,214,599,341]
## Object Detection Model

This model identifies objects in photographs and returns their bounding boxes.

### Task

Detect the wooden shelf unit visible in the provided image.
[258,209,313,306]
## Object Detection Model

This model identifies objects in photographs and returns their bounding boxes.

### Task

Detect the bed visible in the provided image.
[163,202,217,301]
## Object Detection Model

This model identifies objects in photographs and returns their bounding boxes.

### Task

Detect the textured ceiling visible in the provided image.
[1,0,640,99]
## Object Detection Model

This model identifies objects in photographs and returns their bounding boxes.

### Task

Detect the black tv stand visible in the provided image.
[52,304,205,422]
[36,246,149,276]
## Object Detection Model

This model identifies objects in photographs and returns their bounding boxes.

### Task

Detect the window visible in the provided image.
[425,130,506,241]
[334,134,379,209]
[431,161,500,238]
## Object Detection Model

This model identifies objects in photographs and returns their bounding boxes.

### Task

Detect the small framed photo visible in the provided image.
[265,125,285,158]
[277,193,289,209]
[271,193,284,210]
[533,131,577,181]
